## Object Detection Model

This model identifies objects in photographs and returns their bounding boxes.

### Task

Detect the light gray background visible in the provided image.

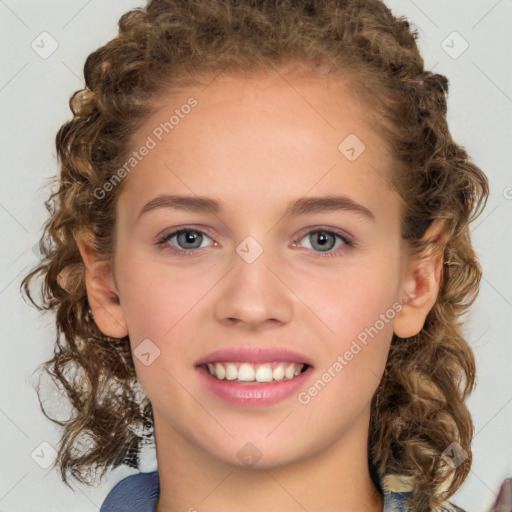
[1,1,511,511]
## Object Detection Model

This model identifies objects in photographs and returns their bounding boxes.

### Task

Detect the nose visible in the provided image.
[212,243,294,331]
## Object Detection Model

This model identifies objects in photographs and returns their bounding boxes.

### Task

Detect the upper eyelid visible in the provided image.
[293,226,353,242]
[160,226,216,243]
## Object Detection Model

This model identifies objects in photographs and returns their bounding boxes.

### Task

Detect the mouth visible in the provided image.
[194,346,314,405]
[199,361,311,384]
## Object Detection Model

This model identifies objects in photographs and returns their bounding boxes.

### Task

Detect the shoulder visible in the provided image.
[383,492,467,512]
[100,470,160,512]
[380,474,468,512]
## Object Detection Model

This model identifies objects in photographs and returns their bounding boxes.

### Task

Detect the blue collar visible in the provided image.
[99,470,414,512]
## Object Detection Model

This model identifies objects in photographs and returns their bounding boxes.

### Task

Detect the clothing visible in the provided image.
[99,470,467,512]
[100,471,159,512]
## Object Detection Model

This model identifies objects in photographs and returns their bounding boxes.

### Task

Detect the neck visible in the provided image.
[153,406,384,512]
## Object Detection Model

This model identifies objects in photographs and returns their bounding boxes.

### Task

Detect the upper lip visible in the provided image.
[195,346,313,367]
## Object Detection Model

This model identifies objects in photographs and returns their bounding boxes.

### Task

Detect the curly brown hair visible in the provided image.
[20,1,489,511]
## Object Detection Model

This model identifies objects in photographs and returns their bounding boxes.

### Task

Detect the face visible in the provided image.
[104,68,409,468]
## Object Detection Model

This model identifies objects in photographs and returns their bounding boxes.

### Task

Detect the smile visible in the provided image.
[203,361,308,384]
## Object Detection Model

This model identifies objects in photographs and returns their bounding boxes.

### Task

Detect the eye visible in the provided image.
[155,226,355,258]
[156,228,215,256]
[292,228,355,257]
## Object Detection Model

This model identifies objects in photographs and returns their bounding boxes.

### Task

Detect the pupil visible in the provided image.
[179,231,201,249]
[313,231,334,251]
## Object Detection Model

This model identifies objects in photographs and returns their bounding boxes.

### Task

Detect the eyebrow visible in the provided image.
[136,194,376,222]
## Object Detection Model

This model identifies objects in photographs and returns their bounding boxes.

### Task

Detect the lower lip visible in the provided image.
[196,365,313,406]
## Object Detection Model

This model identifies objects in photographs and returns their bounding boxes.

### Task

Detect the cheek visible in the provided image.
[297,274,397,419]
[293,253,400,399]
[117,262,206,408]
[295,255,401,343]
[116,257,223,399]
[117,256,213,341]
[322,283,394,388]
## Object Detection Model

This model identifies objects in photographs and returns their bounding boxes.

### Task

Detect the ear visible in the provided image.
[76,233,128,339]
[393,218,448,339]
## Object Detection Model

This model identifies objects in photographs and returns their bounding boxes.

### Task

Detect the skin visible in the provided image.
[78,65,445,512]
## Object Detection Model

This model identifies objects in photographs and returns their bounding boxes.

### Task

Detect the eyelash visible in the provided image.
[155,226,356,258]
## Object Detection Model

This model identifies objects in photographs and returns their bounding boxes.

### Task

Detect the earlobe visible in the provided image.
[393,219,447,339]
[76,237,128,339]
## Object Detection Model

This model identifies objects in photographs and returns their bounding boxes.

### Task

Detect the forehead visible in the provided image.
[132,65,389,151]
[118,69,400,223]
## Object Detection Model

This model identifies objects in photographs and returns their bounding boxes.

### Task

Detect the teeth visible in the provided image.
[214,362,225,380]
[204,361,306,383]
[225,362,238,381]
[272,365,284,381]
[255,364,273,383]
[238,363,255,382]
[284,363,296,379]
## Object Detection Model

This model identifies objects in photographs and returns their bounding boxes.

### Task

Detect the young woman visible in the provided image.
[22,1,508,511]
